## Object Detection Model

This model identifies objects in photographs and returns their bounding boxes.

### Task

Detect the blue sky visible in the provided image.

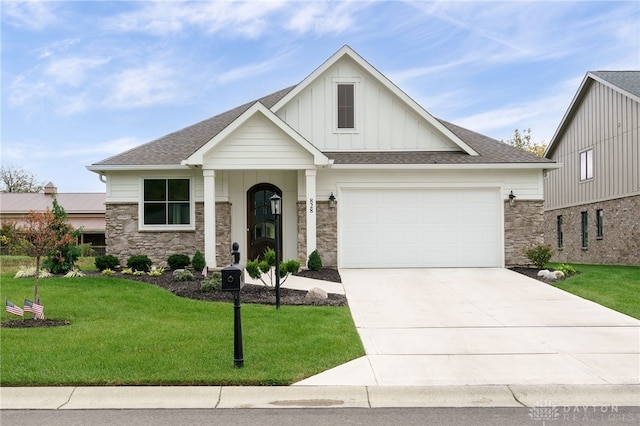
[2,1,639,193]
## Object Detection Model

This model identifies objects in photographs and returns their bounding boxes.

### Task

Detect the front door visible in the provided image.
[247,183,282,261]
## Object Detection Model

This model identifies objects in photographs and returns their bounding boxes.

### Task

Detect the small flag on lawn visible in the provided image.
[24,299,45,319]
[6,300,24,316]
[202,265,207,277]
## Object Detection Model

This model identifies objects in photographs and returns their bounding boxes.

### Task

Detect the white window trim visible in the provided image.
[579,148,593,181]
[332,77,361,134]
[138,177,195,231]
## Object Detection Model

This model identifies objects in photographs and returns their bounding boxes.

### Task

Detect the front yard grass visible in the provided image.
[548,263,640,320]
[0,273,364,386]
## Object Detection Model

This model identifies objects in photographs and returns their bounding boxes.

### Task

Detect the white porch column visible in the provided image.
[305,169,317,261]
[203,169,216,268]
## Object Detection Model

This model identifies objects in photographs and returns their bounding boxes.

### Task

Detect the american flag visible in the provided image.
[202,265,207,277]
[24,299,45,320]
[5,300,24,316]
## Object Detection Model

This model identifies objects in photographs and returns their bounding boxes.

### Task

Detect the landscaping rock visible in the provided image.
[305,287,328,302]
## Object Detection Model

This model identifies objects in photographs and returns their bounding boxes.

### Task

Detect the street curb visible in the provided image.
[1,385,638,410]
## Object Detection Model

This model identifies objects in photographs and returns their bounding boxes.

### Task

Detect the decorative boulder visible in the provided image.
[543,271,557,280]
[537,269,550,277]
[554,270,565,279]
[305,287,328,303]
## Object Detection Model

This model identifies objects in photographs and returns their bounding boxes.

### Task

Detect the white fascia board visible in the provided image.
[330,162,562,171]
[184,102,330,167]
[271,45,479,156]
[86,164,190,172]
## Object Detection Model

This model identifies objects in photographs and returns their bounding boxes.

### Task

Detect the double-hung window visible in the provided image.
[143,178,191,227]
[580,149,593,181]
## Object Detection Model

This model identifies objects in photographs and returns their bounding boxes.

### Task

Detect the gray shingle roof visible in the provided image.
[590,71,640,98]
[92,88,554,168]
[326,120,554,165]
[94,86,295,166]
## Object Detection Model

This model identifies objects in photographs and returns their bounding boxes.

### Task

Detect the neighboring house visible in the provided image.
[0,183,107,255]
[543,71,640,265]
[88,46,558,269]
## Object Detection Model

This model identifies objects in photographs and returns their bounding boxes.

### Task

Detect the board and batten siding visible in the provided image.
[276,57,459,153]
[545,80,640,210]
[203,114,315,169]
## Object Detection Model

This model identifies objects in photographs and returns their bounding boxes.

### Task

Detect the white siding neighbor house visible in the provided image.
[88,46,558,269]
[544,71,640,265]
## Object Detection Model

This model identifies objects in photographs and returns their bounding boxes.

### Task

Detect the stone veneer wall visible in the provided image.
[504,200,545,267]
[105,202,232,268]
[296,201,338,267]
[543,195,639,265]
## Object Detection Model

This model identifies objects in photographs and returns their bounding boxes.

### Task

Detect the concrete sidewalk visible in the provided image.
[2,385,638,409]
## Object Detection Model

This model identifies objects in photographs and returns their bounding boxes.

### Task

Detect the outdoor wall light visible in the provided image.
[509,191,516,206]
[329,192,336,208]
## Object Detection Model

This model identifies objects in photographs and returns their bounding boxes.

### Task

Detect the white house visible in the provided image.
[88,46,558,269]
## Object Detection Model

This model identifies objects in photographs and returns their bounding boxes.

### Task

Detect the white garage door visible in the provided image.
[339,188,501,268]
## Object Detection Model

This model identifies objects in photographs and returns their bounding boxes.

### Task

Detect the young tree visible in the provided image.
[0,165,44,193]
[504,128,547,157]
[43,197,82,274]
[21,209,75,303]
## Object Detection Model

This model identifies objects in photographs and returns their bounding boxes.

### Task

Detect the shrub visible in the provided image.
[95,255,120,271]
[283,259,301,277]
[173,269,194,282]
[127,255,152,272]
[121,268,133,275]
[246,248,300,287]
[525,244,553,269]
[64,268,85,278]
[167,253,191,270]
[557,263,577,277]
[101,268,115,276]
[201,272,222,292]
[308,250,322,271]
[79,243,95,257]
[147,266,165,277]
[192,250,206,273]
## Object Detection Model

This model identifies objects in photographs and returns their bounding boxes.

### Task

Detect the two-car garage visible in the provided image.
[338,187,502,268]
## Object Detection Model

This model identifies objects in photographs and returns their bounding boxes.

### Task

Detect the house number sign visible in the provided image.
[309,198,314,213]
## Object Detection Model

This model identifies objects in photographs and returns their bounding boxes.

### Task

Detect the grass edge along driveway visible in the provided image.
[548,263,640,320]
[0,274,364,386]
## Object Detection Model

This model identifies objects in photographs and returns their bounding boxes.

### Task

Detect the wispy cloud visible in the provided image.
[2,1,59,30]
[44,56,111,87]
[103,63,183,109]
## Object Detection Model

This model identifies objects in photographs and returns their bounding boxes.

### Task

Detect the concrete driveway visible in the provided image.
[295,268,640,386]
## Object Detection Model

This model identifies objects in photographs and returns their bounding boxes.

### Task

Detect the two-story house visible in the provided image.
[88,46,558,269]
[544,71,639,265]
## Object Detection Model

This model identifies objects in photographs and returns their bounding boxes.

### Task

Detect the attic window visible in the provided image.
[337,84,355,129]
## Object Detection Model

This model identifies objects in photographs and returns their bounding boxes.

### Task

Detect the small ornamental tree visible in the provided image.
[43,197,82,274]
[21,209,75,303]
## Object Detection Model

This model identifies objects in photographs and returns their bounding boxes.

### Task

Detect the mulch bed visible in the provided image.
[1,318,70,328]
[508,266,567,282]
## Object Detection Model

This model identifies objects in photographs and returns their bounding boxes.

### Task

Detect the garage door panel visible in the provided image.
[340,188,501,268]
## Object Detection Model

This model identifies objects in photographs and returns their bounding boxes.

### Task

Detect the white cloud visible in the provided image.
[44,56,110,87]
[2,0,59,30]
[285,1,364,35]
[103,64,182,109]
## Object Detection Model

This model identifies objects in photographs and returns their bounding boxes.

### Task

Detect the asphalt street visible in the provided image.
[3,407,640,426]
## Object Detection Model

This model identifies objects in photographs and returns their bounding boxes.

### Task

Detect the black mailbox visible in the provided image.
[221,263,245,292]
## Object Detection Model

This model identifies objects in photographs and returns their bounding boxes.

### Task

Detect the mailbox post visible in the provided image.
[221,242,245,368]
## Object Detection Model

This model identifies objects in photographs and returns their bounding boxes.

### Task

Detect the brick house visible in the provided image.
[88,46,558,269]
[543,71,639,265]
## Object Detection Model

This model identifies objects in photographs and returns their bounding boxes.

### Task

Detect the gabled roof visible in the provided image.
[545,71,640,157]
[0,192,105,214]
[89,46,556,172]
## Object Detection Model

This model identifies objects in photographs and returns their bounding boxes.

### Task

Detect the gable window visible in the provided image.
[581,211,588,249]
[580,149,593,181]
[337,84,355,129]
[596,209,604,239]
[143,178,191,226]
[557,215,563,249]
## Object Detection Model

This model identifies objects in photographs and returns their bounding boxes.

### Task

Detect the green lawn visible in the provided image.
[0,273,364,386]
[548,263,640,320]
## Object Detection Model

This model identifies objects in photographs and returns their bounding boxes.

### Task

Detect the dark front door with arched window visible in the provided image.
[247,183,282,261]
